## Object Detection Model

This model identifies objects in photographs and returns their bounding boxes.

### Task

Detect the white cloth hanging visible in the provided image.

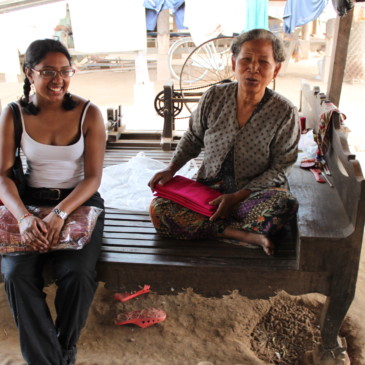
[0,2,67,75]
[184,0,246,46]
[68,0,147,52]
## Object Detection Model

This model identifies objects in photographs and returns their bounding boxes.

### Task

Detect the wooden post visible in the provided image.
[162,80,174,151]
[301,23,310,59]
[312,19,318,36]
[326,8,354,107]
[157,9,170,81]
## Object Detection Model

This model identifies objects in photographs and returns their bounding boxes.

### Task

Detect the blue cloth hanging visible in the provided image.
[283,0,328,34]
[245,0,269,31]
[144,0,187,31]
[144,0,185,12]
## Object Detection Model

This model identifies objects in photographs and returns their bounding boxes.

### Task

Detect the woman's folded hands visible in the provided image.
[19,215,49,251]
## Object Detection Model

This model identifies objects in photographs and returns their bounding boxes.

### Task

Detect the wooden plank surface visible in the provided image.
[288,164,353,239]
[100,146,297,273]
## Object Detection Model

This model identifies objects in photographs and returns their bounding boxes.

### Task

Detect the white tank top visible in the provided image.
[20,101,90,189]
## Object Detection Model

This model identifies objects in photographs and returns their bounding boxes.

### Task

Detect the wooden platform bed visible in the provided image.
[97,84,365,365]
[0,85,363,364]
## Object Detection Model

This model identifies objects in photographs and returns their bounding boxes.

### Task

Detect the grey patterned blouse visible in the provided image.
[171,82,300,191]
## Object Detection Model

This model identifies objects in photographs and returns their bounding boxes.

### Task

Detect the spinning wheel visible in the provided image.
[179,36,235,113]
[154,90,183,117]
[160,35,276,115]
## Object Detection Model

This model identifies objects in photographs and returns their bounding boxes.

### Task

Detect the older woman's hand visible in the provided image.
[148,169,174,191]
[148,164,180,191]
[209,189,252,221]
[209,193,240,221]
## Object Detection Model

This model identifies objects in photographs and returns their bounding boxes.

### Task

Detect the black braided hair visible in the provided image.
[20,39,78,115]
[19,77,38,114]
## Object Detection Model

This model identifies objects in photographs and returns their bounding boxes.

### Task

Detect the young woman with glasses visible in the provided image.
[0,39,106,365]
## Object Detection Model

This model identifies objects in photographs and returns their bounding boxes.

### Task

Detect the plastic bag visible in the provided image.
[298,130,318,159]
[0,205,102,254]
[99,151,199,211]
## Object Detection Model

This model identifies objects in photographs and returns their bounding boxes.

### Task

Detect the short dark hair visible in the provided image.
[20,39,76,114]
[231,29,286,63]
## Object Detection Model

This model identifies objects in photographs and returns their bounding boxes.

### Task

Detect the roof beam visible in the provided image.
[0,0,64,14]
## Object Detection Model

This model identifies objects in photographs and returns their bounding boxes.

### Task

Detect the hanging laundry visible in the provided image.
[173,3,188,30]
[144,0,185,13]
[283,0,328,34]
[185,0,247,46]
[144,0,187,31]
[245,0,269,31]
[69,0,147,52]
[317,102,346,155]
[0,2,66,75]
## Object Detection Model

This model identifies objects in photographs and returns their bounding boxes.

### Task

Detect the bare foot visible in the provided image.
[255,235,274,256]
[218,227,275,256]
[219,239,260,249]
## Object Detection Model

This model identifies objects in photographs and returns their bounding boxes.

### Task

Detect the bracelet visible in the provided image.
[17,213,34,225]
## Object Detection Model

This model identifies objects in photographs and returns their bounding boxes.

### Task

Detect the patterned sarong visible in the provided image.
[149,187,298,240]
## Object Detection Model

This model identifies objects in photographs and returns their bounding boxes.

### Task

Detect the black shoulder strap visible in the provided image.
[8,102,23,150]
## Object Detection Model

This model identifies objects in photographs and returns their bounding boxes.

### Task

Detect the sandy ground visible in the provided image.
[0,53,364,365]
[0,244,364,365]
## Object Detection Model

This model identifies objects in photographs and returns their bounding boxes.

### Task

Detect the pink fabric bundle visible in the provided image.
[153,175,222,217]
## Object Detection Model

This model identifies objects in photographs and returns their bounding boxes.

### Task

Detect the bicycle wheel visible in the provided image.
[179,36,235,113]
[168,37,196,82]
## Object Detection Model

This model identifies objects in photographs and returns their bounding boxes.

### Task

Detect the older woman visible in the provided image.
[149,29,300,255]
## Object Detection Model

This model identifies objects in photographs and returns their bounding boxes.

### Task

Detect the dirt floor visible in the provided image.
[0,52,364,365]
[0,247,365,365]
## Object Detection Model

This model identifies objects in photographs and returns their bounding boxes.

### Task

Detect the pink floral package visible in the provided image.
[0,205,102,254]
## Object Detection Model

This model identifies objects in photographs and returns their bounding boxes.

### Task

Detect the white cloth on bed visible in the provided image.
[99,152,198,211]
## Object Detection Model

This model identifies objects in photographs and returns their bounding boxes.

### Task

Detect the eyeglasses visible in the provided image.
[31,68,75,79]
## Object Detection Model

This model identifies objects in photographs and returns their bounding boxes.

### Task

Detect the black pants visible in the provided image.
[1,192,104,365]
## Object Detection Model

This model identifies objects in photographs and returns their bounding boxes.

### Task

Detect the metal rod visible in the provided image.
[321,172,334,187]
